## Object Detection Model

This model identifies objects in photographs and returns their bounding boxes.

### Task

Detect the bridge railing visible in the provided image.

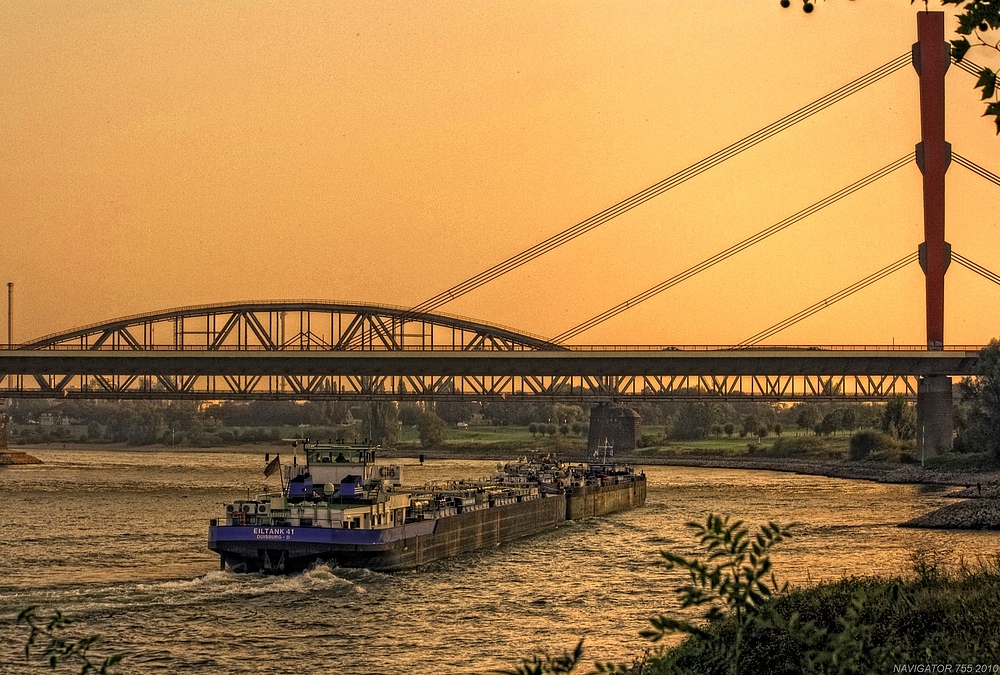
[0,343,986,352]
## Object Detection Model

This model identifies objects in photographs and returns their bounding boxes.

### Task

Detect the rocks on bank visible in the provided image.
[0,451,42,465]
[643,455,1000,488]
[641,454,1000,531]
[901,496,1000,530]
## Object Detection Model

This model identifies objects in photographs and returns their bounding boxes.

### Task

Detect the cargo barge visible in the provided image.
[208,441,646,573]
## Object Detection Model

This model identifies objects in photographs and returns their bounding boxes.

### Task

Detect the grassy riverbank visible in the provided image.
[643,551,1000,674]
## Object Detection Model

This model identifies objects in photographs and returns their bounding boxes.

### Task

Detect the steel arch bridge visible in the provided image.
[0,301,980,402]
[21,300,563,352]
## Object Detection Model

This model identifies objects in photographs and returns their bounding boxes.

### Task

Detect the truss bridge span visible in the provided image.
[0,302,983,402]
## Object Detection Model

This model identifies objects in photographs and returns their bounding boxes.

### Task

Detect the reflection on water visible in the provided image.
[1,448,997,673]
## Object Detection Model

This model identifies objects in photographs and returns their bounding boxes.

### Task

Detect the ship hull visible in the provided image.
[209,478,646,573]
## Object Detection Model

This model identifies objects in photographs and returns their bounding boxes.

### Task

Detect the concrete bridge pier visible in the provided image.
[916,375,952,458]
[587,403,641,455]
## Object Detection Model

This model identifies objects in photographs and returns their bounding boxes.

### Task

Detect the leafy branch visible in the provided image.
[946,0,1000,132]
[16,606,123,674]
[642,515,795,673]
[784,0,1000,133]
[494,639,585,675]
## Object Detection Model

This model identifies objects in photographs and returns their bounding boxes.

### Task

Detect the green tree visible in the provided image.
[317,400,353,425]
[361,401,400,446]
[818,409,842,437]
[107,402,162,446]
[670,402,717,440]
[794,404,821,434]
[784,1,1000,132]
[398,402,423,426]
[436,399,480,425]
[881,395,916,440]
[416,409,447,447]
[958,338,1000,457]
[552,403,585,425]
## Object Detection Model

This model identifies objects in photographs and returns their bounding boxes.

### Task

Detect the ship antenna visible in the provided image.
[599,438,614,464]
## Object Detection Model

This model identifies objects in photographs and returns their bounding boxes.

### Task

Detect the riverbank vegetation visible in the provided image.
[504,515,1000,674]
[0,397,923,451]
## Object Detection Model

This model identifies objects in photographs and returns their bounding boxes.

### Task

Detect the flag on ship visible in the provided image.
[263,454,281,477]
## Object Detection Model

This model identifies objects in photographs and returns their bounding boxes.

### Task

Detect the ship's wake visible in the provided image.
[0,564,372,619]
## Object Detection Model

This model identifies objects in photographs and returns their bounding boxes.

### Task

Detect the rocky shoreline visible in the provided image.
[629,454,1000,531]
[634,455,1000,487]
[0,451,43,465]
[900,497,1000,530]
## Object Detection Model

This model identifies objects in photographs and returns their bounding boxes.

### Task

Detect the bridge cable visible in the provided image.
[953,252,1000,286]
[953,153,1000,188]
[549,153,915,344]
[953,56,990,78]
[737,251,921,347]
[405,53,913,318]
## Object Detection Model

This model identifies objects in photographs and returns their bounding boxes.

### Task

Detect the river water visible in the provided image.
[2,447,999,674]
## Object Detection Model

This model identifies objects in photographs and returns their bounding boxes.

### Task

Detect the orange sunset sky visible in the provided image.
[3,1,999,347]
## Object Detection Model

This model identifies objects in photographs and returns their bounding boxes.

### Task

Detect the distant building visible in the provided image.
[38,413,72,427]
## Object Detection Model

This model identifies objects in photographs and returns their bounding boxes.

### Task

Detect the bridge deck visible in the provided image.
[0,349,979,377]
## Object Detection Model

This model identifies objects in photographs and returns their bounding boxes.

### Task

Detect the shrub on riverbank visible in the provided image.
[924,450,1000,473]
[754,435,832,458]
[848,429,899,460]
[653,562,1000,673]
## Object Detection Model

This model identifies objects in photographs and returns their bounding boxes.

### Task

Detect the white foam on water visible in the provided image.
[262,563,360,594]
[2,565,362,621]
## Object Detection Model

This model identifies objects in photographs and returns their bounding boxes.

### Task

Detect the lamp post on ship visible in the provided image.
[6,282,12,349]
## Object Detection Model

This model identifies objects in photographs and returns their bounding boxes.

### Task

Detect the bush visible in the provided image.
[849,429,896,460]
[417,410,447,448]
[651,556,1000,674]
[765,435,829,457]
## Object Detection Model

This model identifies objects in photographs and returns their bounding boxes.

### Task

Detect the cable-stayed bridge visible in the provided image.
[1,13,997,456]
